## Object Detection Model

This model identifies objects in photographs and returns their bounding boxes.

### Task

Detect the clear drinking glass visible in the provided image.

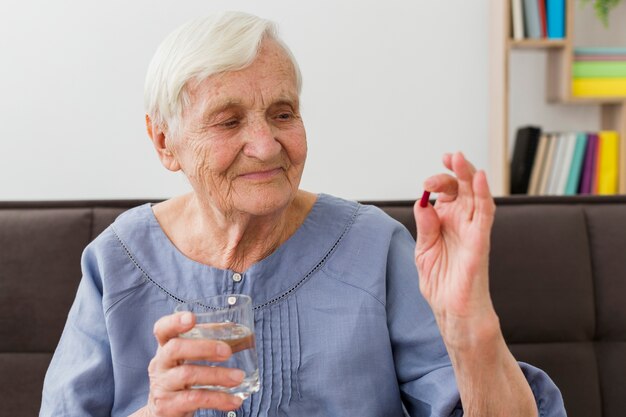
[176,294,260,399]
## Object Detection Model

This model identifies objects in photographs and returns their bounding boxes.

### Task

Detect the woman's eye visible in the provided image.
[276,112,293,121]
[220,119,240,128]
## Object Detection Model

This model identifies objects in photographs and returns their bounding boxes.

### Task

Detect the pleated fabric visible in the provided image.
[227,296,301,417]
[196,294,301,417]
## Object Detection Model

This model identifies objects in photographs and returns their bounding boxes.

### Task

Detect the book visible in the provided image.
[539,133,558,194]
[510,126,541,194]
[523,0,542,39]
[574,55,626,62]
[546,0,565,39]
[596,131,620,194]
[572,78,626,97]
[572,62,626,78]
[512,0,525,40]
[555,133,577,195]
[528,133,549,195]
[546,133,566,194]
[537,0,547,38]
[593,134,602,194]
[543,133,563,195]
[579,133,598,194]
[564,133,588,195]
[574,47,626,55]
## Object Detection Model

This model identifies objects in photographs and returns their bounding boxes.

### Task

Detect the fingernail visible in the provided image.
[180,312,193,325]
[231,396,243,407]
[229,369,245,383]
[217,342,231,358]
[419,191,431,208]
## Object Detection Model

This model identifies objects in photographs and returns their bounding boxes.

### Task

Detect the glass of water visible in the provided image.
[176,294,260,399]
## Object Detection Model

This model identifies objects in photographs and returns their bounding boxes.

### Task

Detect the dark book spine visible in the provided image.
[510,126,542,194]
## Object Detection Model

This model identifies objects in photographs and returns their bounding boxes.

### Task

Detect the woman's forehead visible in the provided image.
[185,48,299,115]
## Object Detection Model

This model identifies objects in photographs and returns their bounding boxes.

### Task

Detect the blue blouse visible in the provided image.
[40,194,566,417]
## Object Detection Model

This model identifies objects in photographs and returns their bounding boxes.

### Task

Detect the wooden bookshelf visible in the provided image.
[489,0,626,195]
[509,39,567,49]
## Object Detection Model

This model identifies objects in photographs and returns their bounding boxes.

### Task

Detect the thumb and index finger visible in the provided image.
[413,158,458,250]
[414,152,489,249]
[413,188,440,253]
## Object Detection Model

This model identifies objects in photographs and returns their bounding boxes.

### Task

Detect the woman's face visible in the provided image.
[168,39,307,217]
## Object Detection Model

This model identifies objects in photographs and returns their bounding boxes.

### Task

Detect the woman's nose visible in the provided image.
[242,118,281,160]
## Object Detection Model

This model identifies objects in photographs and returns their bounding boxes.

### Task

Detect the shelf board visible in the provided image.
[509,39,567,49]
[569,96,626,104]
[548,96,626,104]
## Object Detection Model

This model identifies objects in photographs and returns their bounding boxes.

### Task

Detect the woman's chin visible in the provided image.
[231,187,296,217]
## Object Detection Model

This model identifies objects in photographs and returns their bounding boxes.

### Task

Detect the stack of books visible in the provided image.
[572,47,626,97]
[510,0,565,41]
[510,126,620,195]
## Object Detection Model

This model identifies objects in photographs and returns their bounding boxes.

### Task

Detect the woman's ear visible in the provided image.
[145,114,181,172]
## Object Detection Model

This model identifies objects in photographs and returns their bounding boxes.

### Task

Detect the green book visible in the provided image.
[564,133,588,195]
[573,62,626,78]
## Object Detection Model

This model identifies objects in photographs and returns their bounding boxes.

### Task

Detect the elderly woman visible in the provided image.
[40,11,565,417]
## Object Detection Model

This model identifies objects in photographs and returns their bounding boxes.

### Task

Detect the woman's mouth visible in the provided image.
[239,167,283,181]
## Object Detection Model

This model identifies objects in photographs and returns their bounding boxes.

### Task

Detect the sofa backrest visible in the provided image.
[1,197,625,417]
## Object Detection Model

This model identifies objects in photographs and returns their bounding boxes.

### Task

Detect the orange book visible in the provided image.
[596,131,620,194]
[572,78,626,97]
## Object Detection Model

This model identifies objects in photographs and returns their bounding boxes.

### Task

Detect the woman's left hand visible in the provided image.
[413,152,499,347]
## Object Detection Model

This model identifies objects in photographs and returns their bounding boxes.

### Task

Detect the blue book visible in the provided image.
[574,47,626,56]
[547,0,565,39]
[523,0,542,39]
[564,133,588,195]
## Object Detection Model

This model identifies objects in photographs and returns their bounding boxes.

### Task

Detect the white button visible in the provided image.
[227,412,237,417]
[232,273,242,282]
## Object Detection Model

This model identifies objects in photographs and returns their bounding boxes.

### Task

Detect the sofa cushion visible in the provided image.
[596,342,626,417]
[93,207,129,237]
[510,342,602,417]
[0,209,91,352]
[0,353,51,417]
[490,205,595,343]
[585,206,626,341]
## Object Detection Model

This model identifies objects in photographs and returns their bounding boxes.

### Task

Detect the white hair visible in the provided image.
[144,11,302,134]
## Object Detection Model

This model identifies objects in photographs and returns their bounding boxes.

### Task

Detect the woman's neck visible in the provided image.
[153,190,316,272]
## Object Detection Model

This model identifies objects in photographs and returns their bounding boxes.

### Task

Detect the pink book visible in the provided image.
[592,133,604,194]
[579,133,598,194]
[575,55,626,62]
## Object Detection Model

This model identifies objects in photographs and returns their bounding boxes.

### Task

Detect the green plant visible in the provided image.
[580,0,624,27]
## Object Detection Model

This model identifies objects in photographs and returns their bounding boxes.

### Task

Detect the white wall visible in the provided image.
[0,0,623,201]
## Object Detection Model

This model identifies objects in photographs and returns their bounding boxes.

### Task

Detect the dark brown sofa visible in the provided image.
[1,196,625,417]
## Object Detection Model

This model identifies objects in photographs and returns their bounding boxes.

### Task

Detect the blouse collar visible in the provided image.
[111,193,360,308]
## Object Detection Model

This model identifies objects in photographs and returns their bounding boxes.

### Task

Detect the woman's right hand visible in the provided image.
[135,311,245,417]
